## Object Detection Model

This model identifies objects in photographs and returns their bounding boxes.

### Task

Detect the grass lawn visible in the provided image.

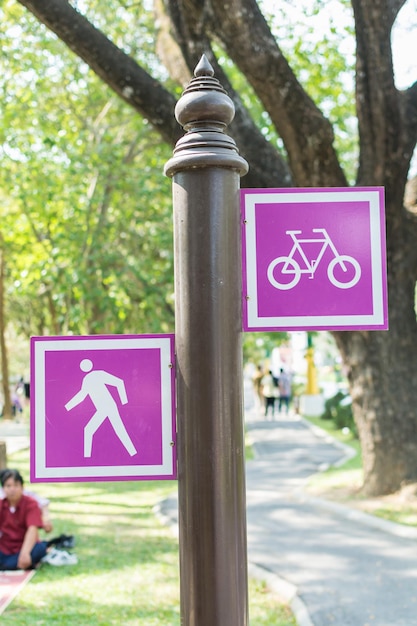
[2,448,295,625]
[304,415,417,528]
[304,414,362,492]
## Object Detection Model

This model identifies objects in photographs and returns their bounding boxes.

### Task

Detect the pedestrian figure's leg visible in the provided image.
[84,411,106,457]
[108,410,137,456]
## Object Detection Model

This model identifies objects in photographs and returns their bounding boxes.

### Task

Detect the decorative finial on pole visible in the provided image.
[164,55,248,176]
[194,54,214,77]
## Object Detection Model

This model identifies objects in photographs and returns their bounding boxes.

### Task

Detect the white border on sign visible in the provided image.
[244,189,386,329]
[32,336,175,479]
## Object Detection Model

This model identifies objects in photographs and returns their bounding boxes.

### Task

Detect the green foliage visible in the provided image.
[259,0,358,182]
[321,391,357,436]
[1,2,175,337]
[243,332,289,364]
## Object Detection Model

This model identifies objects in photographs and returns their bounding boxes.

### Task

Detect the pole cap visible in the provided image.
[164,55,248,177]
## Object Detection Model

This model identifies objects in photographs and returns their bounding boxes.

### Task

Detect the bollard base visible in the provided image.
[300,394,325,418]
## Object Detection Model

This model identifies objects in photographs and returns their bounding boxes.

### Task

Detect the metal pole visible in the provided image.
[165,55,249,626]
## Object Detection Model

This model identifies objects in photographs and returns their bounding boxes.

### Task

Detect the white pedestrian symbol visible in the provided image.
[65,359,138,458]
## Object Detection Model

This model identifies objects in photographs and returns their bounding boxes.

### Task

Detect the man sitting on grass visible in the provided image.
[0,469,48,570]
[0,469,53,534]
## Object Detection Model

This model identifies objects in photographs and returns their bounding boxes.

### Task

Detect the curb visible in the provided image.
[295,491,417,540]
[154,501,315,626]
[297,416,417,540]
[297,414,357,468]
[248,562,314,626]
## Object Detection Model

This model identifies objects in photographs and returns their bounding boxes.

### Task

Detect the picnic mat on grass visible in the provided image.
[0,570,37,614]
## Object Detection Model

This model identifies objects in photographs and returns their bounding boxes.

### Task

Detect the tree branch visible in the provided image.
[351,0,411,190]
[17,0,181,145]
[156,0,292,187]
[387,0,409,21]
[19,0,292,188]
[401,82,417,172]
[194,0,347,187]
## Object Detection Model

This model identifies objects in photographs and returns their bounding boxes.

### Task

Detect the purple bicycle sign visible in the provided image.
[241,187,388,331]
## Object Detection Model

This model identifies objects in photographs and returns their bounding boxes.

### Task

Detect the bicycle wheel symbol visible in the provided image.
[267,257,301,290]
[327,255,361,289]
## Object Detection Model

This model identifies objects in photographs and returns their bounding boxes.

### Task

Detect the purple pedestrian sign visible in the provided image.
[30,334,176,482]
[241,187,388,331]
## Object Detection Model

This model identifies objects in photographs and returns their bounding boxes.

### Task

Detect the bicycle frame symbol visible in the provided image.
[267,228,361,291]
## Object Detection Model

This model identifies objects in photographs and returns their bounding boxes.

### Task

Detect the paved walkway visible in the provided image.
[245,414,417,626]
[0,420,29,455]
[159,389,417,626]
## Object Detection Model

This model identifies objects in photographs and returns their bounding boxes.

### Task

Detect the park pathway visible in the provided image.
[160,377,417,625]
[245,414,417,626]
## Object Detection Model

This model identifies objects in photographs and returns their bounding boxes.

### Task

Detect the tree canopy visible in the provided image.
[1,3,175,337]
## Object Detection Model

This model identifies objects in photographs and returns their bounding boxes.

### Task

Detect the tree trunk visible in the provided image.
[335,194,417,495]
[0,244,12,420]
[0,442,7,470]
[335,325,417,496]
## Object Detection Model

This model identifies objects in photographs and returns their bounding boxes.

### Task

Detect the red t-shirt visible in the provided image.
[0,494,42,554]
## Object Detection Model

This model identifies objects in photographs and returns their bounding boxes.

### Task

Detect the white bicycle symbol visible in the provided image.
[267,228,361,290]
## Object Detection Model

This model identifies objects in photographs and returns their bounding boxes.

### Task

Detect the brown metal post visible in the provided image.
[165,55,249,626]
